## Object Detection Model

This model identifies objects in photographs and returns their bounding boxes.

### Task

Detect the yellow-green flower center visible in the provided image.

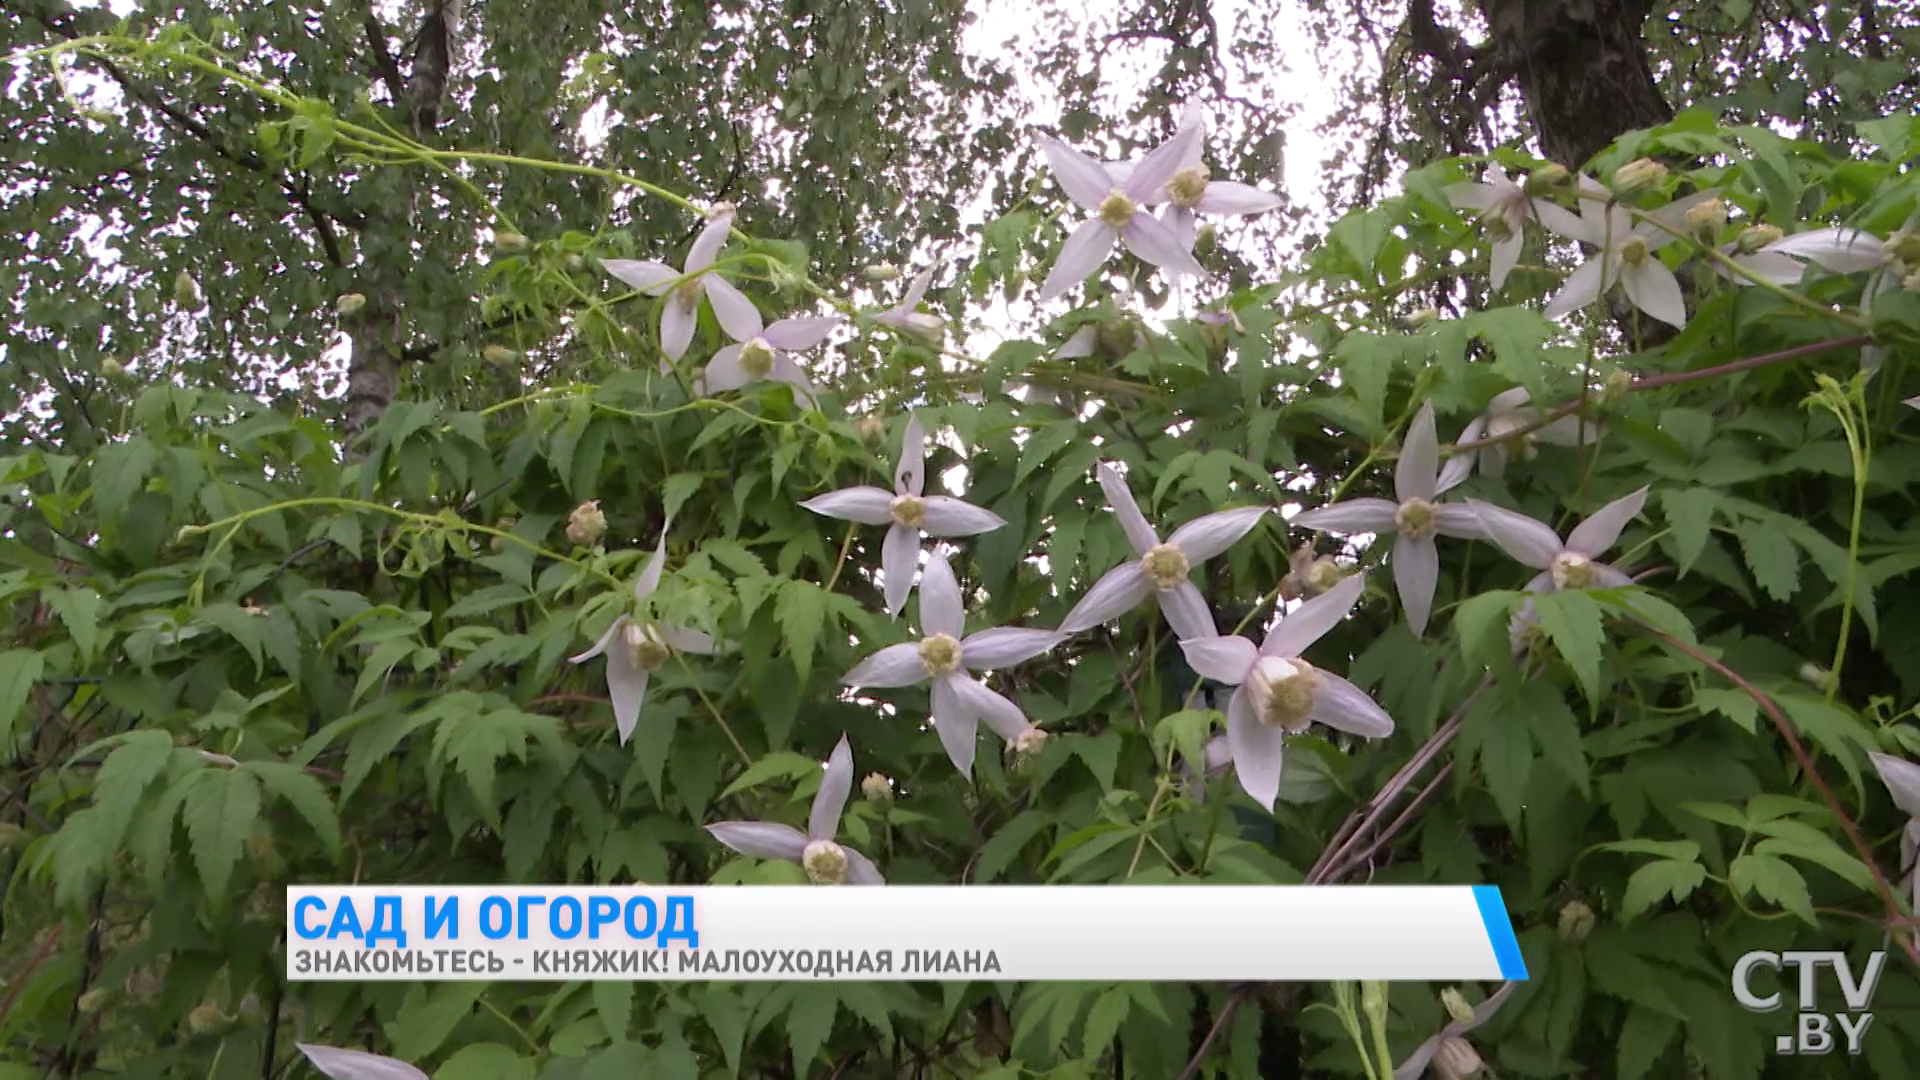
[1737,224,1782,253]
[1249,656,1322,733]
[1013,727,1049,757]
[624,623,671,672]
[1483,213,1515,242]
[918,632,963,676]
[801,840,848,885]
[889,494,927,528]
[1551,552,1597,590]
[1618,236,1650,267]
[1142,543,1191,590]
[739,338,776,379]
[1098,191,1138,227]
[1395,497,1437,540]
[1168,166,1210,208]
[674,278,703,307]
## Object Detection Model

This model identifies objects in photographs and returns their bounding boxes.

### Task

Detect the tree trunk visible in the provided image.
[1478,0,1673,167]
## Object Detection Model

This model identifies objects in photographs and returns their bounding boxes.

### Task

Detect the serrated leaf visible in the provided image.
[1658,488,1716,576]
[246,761,341,857]
[1752,819,1876,891]
[433,1043,535,1080]
[1080,987,1130,1058]
[661,473,703,521]
[1620,859,1706,921]
[181,767,261,901]
[1015,421,1080,487]
[1616,1005,1681,1080]
[786,988,838,1077]
[0,649,44,756]
[1452,590,1519,668]
[47,586,103,663]
[593,979,634,1039]
[775,579,830,682]
[1073,730,1119,790]
[388,982,488,1062]
[1519,681,1589,794]
[699,986,749,1076]
[1585,944,1686,1017]
[1693,687,1756,734]
[1532,589,1606,703]
[1729,853,1816,924]
[92,435,157,523]
[1734,519,1800,602]
[973,810,1048,884]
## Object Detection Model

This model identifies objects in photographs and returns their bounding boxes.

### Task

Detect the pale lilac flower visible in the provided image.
[1107,106,1284,250]
[567,524,718,744]
[872,268,946,342]
[1468,487,1648,646]
[297,1045,426,1080]
[702,303,842,409]
[1445,387,1597,482]
[1444,167,1585,290]
[842,553,1063,776]
[1393,982,1518,1080]
[599,205,759,363]
[1869,753,1920,913]
[1291,403,1483,636]
[1177,574,1393,812]
[1906,396,1920,411]
[1056,464,1270,640]
[1035,123,1206,303]
[798,413,1006,617]
[705,736,883,885]
[1543,190,1721,329]
[1717,226,1887,285]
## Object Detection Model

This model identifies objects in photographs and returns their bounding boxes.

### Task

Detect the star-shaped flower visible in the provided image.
[1109,105,1284,251]
[842,552,1063,776]
[1869,752,1920,913]
[297,1044,426,1080]
[1055,464,1270,640]
[706,736,884,885]
[799,413,1006,617]
[872,268,946,342]
[1716,225,1887,285]
[1445,387,1597,482]
[600,205,760,363]
[1543,190,1720,329]
[1177,573,1393,812]
[1290,403,1484,636]
[1444,167,1584,291]
[1468,487,1648,646]
[1392,982,1518,1080]
[703,305,843,409]
[567,523,718,744]
[1035,123,1206,303]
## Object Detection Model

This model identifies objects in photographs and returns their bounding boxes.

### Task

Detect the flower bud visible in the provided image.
[0,822,28,852]
[336,292,367,318]
[491,517,515,554]
[1402,308,1439,330]
[1523,164,1570,194]
[77,988,111,1015]
[482,345,518,367]
[1194,223,1218,256]
[101,358,127,379]
[863,263,902,282]
[1433,1036,1484,1080]
[1883,230,1920,267]
[1902,266,1920,293]
[1797,662,1834,693]
[494,231,528,254]
[1558,899,1595,943]
[862,773,894,804]
[857,415,887,445]
[1684,197,1727,233]
[1611,157,1667,195]
[174,270,200,308]
[1737,224,1783,253]
[1439,987,1476,1025]
[565,253,586,272]
[1303,558,1343,597]
[566,501,606,548]
[1360,981,1388,1025]
[187,1003,227,1035]
[1602,367,1635,402]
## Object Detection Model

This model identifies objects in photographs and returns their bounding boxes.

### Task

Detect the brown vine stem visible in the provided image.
[0,924,64,1029]
[1650,630,1920,969]
[1175,987,1247,1080]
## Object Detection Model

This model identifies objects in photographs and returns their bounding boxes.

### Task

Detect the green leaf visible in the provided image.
[92,435,157,523]
[47,586,103,663]
[0,648,44,756]
[1693,687,1756,735]
[775,579,830,681]
[434,1043,536,1080]
[388,983,489,1062]
[1616,1005,1681,1080]
[1464,693,1530,830]
[661,473,703,521]
[181,767,262,900]
[1519,681,1589,794]
[973,810,1048,884]
[1733,518,1799,602]
[430,707,555,817]
[1585,941,1687,1018]
[1531,589,1606,703]
[1073,730,1120,791]
[718,751,819,800]
[1079,987,1130,1059]
[1015,421,1080,487]
[1729,853,1816,924]
[1621,859,1707,921]
[1599,838,1701,860]
[786,988,838,1077]
[698,986,749,1076]
[593,979,634,1039]
[1452,590,1520,668]
[1658,488,1716,576]
[246,761,341,857]
[1752,818,1876,890]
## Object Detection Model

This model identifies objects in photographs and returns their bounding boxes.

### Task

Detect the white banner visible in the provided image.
[285,885,1528,982]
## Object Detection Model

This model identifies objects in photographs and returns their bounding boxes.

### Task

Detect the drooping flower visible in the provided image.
[842,552,1063,776]
[1542,189,1721,329]
[1717,225,1887,285]
[1444,387,1598,483]
[1056,464,1270,640]
[1468,487,1649,646]
[600,205,760,363]
[798,413,1007,617]
[1034,122,1206,303]
[1176,574,1392,811]
[1443,167,1585,291]
[1290,403,1484,636]
[1392,982,1518,1080]
[1868,753,1920,913]
[1107,105,1284,251]
[567,524,718,744]
[296,1044,427,1080]
[705,736,884,885]
[872,268,946,342]
[703,303,843,409]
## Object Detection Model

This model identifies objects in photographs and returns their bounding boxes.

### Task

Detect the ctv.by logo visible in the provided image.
[1731,950,1885,1056]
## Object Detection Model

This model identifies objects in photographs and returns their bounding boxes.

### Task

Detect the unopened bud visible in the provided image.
[336,293,366,317]
[1433,1036,1484,1080]
[173,270,200,308]
[77,988,111,1015]
[482,345,518,367]
[1737,224,1783,253]
[101,358,127,379]
[566,501,606,548]
[0,822,28,852]
[1883,230,1920,267]
[187,1003,227,1035]
[1402,308,1439,330]
[1095,317,1139,359]
[857,415,887,445]
[1797,662,1834,693]
[494,231,528,254]
[1558,899,1595,943]
[565,254,585,272]
[862,773,894,803]
[1903,267,1920,293]
[1303,558,1343,597]
[1611,157,1667,195]
[1439,987,1476,1025]
[1360,981,1388,1024]
[491,517,515,554]
[1603,367,1634,401]
[1523,164,1570,194]
[863,263,902,282]
[1684,198,1727,232]
[1194,223,1218,255]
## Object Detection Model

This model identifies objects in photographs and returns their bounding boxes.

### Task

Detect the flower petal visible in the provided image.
[962,627,1064,670]
[1162,205,1200,253]
[1055,561,1153,635]
[900,268,934,309]
[1291,497,1400,536]
[1167,506,1270,563]
[918,550,965,638]
[800,486,896,526]
[1123,118,1204,202]
[1565,486,1649,558]
[702,275,764,342]
[896,413,928,496]
[1769,226,1885,273]
[930,675,979,776]
[706,821,807,862]
[1264,571,1366,658]
[702,346,748,393]
[1180,635,1259,684]
[1098,463,1161,554]
[764,316,842,352]
[843,643,927,688]
[810,736,854,843]
[296,1044,430,1080]
[1531,414,1598,446]
[658,623,716,655]
[954,676,1031,742]
[600,259,679,295]
[1430,503,1486,541]
[1620,260,1687,329]
[1530,199,1587,242]
[1489,232,1522,292]
[1873,753,1920,819]
[920,496,1007,537]
[1397,402,1440,503]
[1467,500,1563,569]
[660,294,699,362]
[1309,671,1395,739]
[1226,685,1284,812]
[1195,181,1284,216]
[882,524,922,619]
[569,614,629,664]
[844,848,886,885]
[1056,325,1099,359]
[1158,581,1219,642]
[1392,533,1439,638]
[686,209,733,273]
[1037,219,1118,303]
[769,354,821,409]
[1444,182,1497,212]
[1435,452,1474,496]
[1120,212,1204,277]
[1730,250,1813,285]
[1542,257,1606,320]
[1039,136,1119,211]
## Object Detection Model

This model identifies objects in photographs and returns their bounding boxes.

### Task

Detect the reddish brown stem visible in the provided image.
[0,924,64,1028]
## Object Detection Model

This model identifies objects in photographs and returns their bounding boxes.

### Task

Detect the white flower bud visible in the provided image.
[187,1003,227,1035]
[565,254,585,272]
[863,263,902,282]
[1603,367,1635,402]
[1402,308,1439,330]
[174,270,200,308]
[1523,164,1570,194]
[77,988,111,1015]
[1797,662,1834,693]
[857,415,887,445]
[482,345,519,367]
[1737,224,1783,253]
[494,231,528,254]
[862,773,893,803]
[336,293,367,317]
[1558,899,1595,943]
[1303,558,1343,597]
[1440,986,1476,1025]
[1684,197,1727,232]
[566,501,606,547]
[1611,157,1667,195]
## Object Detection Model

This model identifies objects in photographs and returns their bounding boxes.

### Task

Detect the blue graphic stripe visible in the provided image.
[1471,885,1529,980]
